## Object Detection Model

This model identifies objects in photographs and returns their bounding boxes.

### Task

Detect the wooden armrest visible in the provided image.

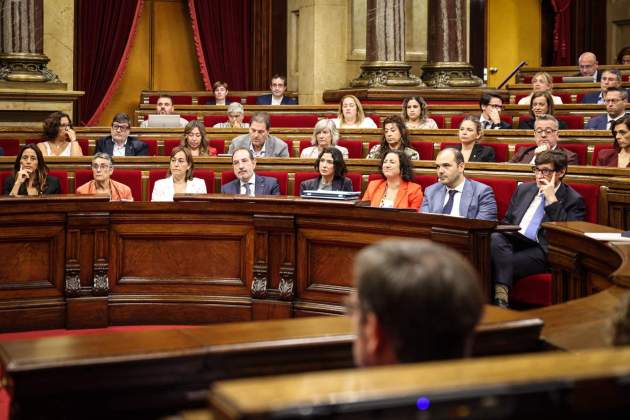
[495,224,521,233]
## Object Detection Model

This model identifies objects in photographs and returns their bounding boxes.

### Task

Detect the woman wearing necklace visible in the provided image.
[362,150,423,209]
[367,115,420,160]
[151,146,207,202]
[4,144,60,196]
[299,147,353,194]
[453,116,495,162]
[37,112,83,157]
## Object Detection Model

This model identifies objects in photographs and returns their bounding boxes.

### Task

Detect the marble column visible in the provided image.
[0,0,60,83]
[351,0,423,87]
[421,0,481,87]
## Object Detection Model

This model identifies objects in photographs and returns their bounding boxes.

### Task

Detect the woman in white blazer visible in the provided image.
[151,146,207,202]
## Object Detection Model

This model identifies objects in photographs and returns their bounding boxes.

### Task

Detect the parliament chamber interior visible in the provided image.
[1,0,630,418]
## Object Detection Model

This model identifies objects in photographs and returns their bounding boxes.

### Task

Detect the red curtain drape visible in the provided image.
[76,0,144,126]
[188,0,250,90]
[551,0,572,65]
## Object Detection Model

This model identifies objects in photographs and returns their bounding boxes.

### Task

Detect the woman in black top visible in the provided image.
[4,144,60,196]
[453,116,495,162]
[299,147,353,194]
[518,91,568,130]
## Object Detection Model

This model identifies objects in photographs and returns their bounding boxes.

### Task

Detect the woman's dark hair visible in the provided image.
[611,114,630,152]
[616,46,630,65]
[315,147,347,179]
[167,146,194,181]
[181,120,209,155]
[401,96,429,122]
[42,112,72,141]
[379,149,414,182]
[529,91,555,119]
[13,144,49,193]
[375,115,412,159]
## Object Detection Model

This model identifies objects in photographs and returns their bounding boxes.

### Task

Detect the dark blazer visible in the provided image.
[509,145,579,165]
[502,182,585,253]
[596,148,628,167]
[221,174,280,196]
[481,118,512,129]
[518,118,568,130]
[581,91,602,104]
[299,176,353,195]
[420,178,497,221]
[4,175,60,195]
[0,146,4,156]
[586,113,627,130]
[453,143,496,162]
[95,136,149,156]
[255,94,297,105]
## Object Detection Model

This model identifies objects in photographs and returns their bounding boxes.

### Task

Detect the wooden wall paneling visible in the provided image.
[250,0,273,90]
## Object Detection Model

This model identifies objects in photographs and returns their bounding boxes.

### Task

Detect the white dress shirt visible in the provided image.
[112,140,127,157]
[518,183,561,240]
[239,174,256,196]
[151,176,207,202]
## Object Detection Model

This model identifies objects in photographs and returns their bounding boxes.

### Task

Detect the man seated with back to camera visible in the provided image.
[227,112,289,157]
[96,113,149,157]
[348,239,484,366]
[221,147,280,196]
[491,150,586,308]
[421,148,497,221]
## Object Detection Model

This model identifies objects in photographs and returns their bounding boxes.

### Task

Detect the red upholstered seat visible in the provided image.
[556,115,583,130]
[139,138,158,156]
[197,95,242,105]
[413,174,437,191]
[438,142,508,163]
[203,115,228,127]
[409,142,435,160]
[246,95,259,104]
[592,144,615,165]
[430,115,444,128]
[269,114,318,128]
[559,143,587,165]
[576,93,585,103]
[514,94,528,103]
[347,173,362,191]
[470,177,517,221]
[148,95,192,105]
[337,140,363,158]
[512,182,600,307]
[0,170,10,192]
[74,169,143,201]
[368,114,381,127]
[556,93,573,104]
[164,139,182,156]
[148,169,168,199]
[0,139,20,156]
[181,115,197,122]
[221,171,288,195]
[298,140,312,156]
[48,170,68,194]
[294,172,319,195]
[77,138,89,155]
[209,139,226,154]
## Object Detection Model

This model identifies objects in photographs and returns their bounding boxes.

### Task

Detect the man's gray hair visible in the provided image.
[534,114,559,130]
[227,102,244,114]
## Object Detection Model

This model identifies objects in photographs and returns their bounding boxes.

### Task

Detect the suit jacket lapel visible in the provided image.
[459,179,473,218]
[513,183,538,224]
[255,175,265,195]
[433,185,447,213]
[394,181,409,208]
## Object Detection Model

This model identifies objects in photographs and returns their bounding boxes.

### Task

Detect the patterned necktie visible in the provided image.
[244,182,252,196]
[523,194,546,241]
[442,190,458,215]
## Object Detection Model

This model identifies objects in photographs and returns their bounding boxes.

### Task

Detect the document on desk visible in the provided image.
[584,232,630,241]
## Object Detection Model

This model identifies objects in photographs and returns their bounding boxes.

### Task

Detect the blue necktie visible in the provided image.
[523,194,546,241]
[442,190,458,215]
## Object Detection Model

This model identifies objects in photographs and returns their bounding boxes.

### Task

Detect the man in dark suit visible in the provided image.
[256,74,297,105]
[491,150,586,308]
[581,69,625,104]
[221,148,280,196]
[421,148,497,221]
[575,51,602,82]
[510,115,579,165]
[96,113,149,157]
[479,92,511,129]
[350,239,483,366]
[585,87,628,130]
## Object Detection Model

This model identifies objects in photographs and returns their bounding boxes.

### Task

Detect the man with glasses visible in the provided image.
[479,92,511,129]
[96,113,149,156]
[256,74,297,105]
[575,51,601,82]
[491,150,585,308]
[76,152,133,201]
[213,102,250,128]
[510,115,578,164]
[581,69,624,104]
[349,239,483,366]
[585,87,629,130]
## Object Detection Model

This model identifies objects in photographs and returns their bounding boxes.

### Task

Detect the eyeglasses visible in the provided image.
[91,164,111,170]
[534,128,557,136]
[532,167,556,176]
[112,124,130,131]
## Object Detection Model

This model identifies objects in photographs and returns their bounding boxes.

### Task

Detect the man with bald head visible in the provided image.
[576,52,601,82]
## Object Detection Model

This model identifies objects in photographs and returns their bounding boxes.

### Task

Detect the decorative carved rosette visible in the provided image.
[278,270,295,300]
[93,263,109,295]
[64,266,81,296]
[251,268,268,298]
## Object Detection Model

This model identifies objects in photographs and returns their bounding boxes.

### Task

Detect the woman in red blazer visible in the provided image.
[362,150,423,209]
[597,115,630,168]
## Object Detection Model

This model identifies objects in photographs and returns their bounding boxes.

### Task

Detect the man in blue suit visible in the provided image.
[585,87,628,130]
[256,74,297,105]
[221,148,280,196]
[420,148,497,221]
[581,69,624,104]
